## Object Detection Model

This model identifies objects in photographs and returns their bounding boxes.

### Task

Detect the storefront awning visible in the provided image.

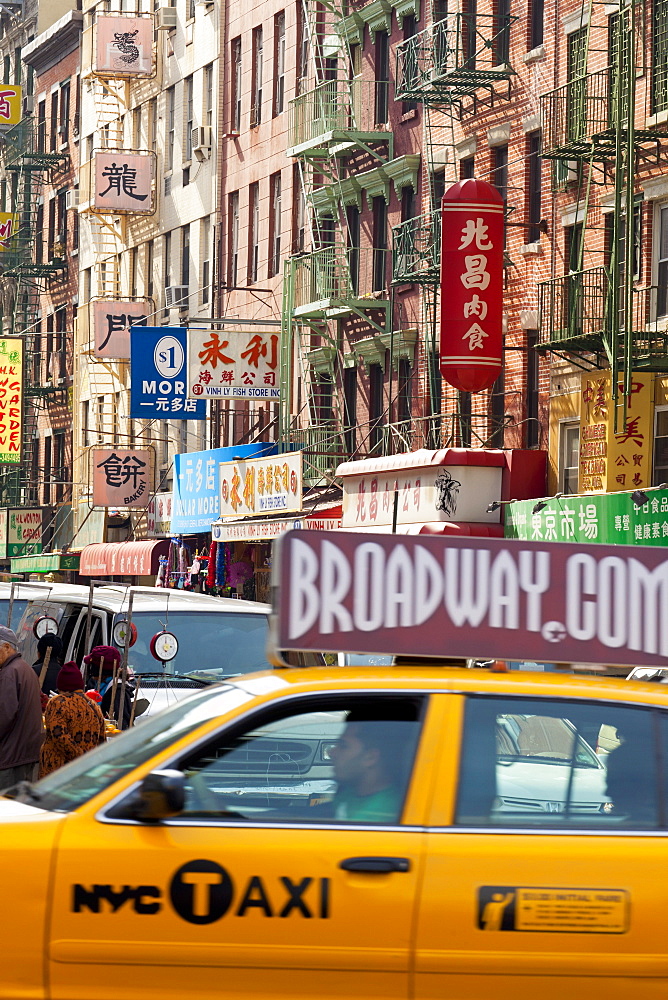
[212,504,342,543]
[79,540,169,577]
[10,552,81,575]
[341,521,504,537]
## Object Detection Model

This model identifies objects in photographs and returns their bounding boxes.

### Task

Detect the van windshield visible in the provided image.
[116,610,270,680]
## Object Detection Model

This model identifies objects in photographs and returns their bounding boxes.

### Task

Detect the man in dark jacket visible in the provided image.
[32,633,64,696]
[0,626,44,792]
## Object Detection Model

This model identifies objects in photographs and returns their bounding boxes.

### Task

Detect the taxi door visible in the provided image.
[47,691,438,1000]
[414,691,668,1000]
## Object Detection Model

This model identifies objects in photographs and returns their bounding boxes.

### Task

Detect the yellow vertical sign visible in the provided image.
[0,213,18,250]
[0,338,23,465]
[579,370,653,493]
[0,85,21,125]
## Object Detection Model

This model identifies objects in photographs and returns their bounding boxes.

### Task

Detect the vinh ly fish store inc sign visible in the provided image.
[272,531,668,668]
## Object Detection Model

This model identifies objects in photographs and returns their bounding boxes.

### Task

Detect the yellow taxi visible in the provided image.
[2,664,667,1000]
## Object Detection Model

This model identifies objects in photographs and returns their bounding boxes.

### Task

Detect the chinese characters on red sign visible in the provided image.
[0,339,22,466]
[93,299,150,358]
[187,330,281,400]
[440,178,504,393]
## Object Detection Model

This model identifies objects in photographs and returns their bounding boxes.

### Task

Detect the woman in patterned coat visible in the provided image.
[39,662,106,778]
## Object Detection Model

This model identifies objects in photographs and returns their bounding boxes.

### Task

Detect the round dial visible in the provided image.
[150,631,179,662]
[33,616,59,640]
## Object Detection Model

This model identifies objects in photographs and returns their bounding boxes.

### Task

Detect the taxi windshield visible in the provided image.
[116,610,270,680]
[5,685,253,813]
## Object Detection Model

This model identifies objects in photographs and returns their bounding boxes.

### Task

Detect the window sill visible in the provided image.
[520,241,543,257]
[400,109,417,122]
[523,44,545,64]
[646,110,668,127]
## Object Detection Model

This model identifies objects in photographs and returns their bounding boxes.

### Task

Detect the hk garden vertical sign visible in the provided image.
[0,338,23,465]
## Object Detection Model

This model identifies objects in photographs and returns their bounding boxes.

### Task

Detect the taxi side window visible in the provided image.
[176,696,424,826]
[456,697,662,829]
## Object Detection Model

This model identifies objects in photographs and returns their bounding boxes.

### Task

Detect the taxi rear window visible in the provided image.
[456,696,666,830]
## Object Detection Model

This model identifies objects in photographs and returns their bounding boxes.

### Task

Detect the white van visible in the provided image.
[16,586,275,716]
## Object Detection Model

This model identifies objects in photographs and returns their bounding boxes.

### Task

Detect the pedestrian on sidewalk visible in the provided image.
[0,625,43,792]
[39,662,106,779]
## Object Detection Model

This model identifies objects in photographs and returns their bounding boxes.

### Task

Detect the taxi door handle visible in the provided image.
[339,856,411,873]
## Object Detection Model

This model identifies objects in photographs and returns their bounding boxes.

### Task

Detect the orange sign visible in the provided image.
[579,370,653,492]
[92,449,152,508]
[0,338,22,465]
[0,86,21,126]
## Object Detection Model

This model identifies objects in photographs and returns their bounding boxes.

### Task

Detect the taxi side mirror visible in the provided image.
[132,769,185,822]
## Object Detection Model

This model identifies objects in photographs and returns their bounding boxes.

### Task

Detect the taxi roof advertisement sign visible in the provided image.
[272,530,668,668]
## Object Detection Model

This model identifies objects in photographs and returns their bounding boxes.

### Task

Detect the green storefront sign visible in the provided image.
[505,490,668,546]
[10,553,80,575]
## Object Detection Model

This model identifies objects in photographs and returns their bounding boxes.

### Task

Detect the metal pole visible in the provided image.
[118,591,134,729]
[84,580,94,663]
[392,489,399,533]
[7,582,15,628]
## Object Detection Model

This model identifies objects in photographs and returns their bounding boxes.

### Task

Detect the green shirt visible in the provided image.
[334,785,402,823]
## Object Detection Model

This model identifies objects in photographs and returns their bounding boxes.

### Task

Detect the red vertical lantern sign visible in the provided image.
[439,178,504,393]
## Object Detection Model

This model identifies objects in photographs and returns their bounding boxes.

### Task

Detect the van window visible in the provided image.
[456,697,662,829]
[17,601,81,667]
[117,610,270,679]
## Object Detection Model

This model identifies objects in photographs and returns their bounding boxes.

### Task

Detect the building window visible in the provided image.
[656,205,668,317]
[559,421,580,494]
[495,0,510,64]
[274,12,286,116]
[460,155,475,179]
[489,369,505,446]
[166,86,175,171]
[397,357,412,427]
[231,37,242,132]
[228,191,240,288]
[369,363,385,453]
[130,246,138,298]
[653,407,668,484]
[343,366,357,455]
[251,26,263,127]
[201,217,211,306]
[184,74,194,164]
[37,99,46,152]
[402,15,417,113]
[315,372,333,424]
[526,331,539,447]
[248,182,260,283]
[527,131,542,243]
[59,80,70,144]
[529,0,544,48]
[50,90,58,152]
[297,0,309,92]
[654,0,668,113]
[292,162,306,252]
[43,435,52,506]
[347,205,360,295]
[492,144,507,246]
[163,231,172,310]
[181,224,190,289]
[35,203,43,264]
[374,30,389,124]
[458,390,472,447]
[147,240,154,300]
[567,28,588,143]
[372,196,387,292]
[204,62,214,128]
[148,96,157,152]
[269,171,282,277]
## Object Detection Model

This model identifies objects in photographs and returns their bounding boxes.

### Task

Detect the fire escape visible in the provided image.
[538,0,668,422]
[279,0,420,482]
[0,116,69,506]
[392,6,515,446]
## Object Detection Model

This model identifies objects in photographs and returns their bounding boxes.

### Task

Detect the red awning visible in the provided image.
[79,540,170,577]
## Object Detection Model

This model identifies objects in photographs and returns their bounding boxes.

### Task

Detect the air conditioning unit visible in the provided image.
[65,188,79,210]
[192,125,212,160]
[23,94,34,115]
[156,7,177,30]
[196,0,214,6]
[165,285,189,309]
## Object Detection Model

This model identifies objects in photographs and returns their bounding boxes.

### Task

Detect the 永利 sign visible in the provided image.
[131,327,206,419]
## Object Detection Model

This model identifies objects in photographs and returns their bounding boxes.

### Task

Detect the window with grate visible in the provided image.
[525,333,539,448]
[343,366,357,455]
[369,363,385,453]
[347,205,360,295]
[654,0,668,113]
[494,0,510,64]
[567,28,587,143]
[490,366,506,447]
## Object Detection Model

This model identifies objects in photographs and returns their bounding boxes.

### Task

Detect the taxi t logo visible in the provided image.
[72,860,331,923]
